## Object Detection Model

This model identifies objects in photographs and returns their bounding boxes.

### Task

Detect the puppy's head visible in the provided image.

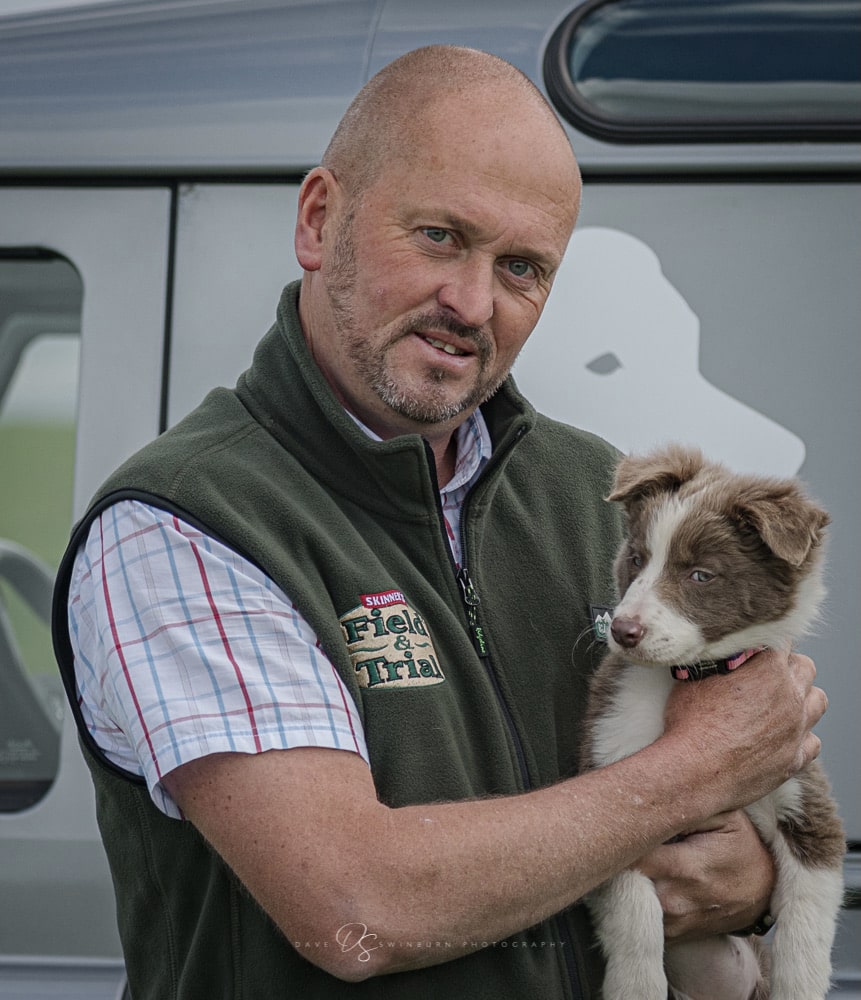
[606,445,830,662]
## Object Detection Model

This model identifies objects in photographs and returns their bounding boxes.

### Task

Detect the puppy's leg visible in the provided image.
[746,768,845,1000]
[665,936,766,1000]
[768,835,843,1000]
[589,869,667,1000]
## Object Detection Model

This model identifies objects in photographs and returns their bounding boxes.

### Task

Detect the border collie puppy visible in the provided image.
[583,445,845,1000]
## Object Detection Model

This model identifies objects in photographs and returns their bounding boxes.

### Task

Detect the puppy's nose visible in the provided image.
[611,617,645,648]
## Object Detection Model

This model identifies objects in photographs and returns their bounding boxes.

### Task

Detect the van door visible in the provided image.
[0,187,170,997]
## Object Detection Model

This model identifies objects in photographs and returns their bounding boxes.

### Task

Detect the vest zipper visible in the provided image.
[453,561,531,780]
[456,566,489,658]
[423,436,531,790]
[425,439,584,1000]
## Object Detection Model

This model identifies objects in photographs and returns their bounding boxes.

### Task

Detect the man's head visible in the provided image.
[295,45,581,451]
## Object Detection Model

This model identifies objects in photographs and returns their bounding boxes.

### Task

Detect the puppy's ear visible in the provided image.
[731,480,830,567]
[607,445,705,505]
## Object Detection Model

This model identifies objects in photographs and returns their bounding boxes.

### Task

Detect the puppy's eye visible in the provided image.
[690,569,714,583]
[630,553,643,569]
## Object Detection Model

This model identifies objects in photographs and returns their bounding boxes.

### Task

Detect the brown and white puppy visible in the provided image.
[582,445,845,1000]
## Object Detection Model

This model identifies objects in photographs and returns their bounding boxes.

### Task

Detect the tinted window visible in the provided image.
[0,251,81,811]
[545,0,861,142]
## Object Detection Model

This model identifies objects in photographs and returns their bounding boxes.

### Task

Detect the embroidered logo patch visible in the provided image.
[340,590,445,690]
[590,605,614,644]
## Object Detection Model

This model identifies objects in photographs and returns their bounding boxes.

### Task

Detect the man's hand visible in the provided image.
[637,810,774,940]
[637,812,773,999]
[662,649,826,811]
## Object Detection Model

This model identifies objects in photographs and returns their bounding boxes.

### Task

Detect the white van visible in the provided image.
[1,1,859,996]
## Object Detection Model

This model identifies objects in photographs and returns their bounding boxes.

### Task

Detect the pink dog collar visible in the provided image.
[671,647,767,682]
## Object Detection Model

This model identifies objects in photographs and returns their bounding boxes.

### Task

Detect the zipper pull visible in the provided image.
[457,567,489,658]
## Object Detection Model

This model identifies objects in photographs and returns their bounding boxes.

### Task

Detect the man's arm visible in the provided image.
[164,649,823,984]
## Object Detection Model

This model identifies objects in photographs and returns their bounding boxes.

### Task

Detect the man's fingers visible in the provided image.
[794,653,825,772]
[798,731,822,771]
[813,686,828,721]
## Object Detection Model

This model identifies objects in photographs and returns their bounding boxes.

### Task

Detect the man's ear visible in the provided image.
[295,167,340,272]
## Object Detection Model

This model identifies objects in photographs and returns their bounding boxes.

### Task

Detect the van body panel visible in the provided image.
[0,0,859,176]
[0,0,378,176]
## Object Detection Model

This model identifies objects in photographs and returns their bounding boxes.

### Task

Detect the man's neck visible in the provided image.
[427,434,458,488]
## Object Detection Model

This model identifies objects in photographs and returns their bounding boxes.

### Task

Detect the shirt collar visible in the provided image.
[446,409,492,494]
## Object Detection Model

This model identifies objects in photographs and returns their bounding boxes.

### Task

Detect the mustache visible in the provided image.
[401,311,492,361]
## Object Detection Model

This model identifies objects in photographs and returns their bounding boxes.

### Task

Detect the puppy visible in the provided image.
[582,445,845,1000]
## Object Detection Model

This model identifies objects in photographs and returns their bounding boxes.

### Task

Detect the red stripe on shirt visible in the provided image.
[330,660,362,756]
[178,516,263,753]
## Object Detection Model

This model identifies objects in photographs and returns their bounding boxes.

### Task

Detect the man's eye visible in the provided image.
[423,228,450,244]
[506,259,535,280]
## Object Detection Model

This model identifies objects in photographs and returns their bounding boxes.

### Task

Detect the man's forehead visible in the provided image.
[400,85,574,167]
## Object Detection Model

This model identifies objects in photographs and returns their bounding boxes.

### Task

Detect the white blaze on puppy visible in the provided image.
[612,496,704,665]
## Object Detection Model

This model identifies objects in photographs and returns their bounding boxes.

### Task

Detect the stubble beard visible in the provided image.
[324,210,509,427]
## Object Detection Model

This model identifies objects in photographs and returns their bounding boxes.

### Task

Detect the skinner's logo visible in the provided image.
[340,591,445,690]
[590,605,614,644]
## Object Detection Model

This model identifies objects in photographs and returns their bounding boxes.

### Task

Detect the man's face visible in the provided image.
[309,98,580,440]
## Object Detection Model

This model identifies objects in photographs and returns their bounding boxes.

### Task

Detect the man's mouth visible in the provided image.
[422,335,469,357]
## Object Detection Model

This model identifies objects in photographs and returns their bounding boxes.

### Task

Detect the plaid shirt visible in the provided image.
[69,410,490,818]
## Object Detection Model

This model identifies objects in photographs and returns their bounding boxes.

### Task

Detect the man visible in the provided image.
[53,46,826,998]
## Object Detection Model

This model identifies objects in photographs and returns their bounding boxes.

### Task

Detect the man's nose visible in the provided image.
[436,255,495,328]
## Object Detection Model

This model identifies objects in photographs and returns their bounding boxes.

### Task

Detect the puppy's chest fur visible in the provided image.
[585,657,673,767]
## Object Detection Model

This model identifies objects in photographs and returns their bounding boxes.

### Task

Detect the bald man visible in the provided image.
[55,46,825,999]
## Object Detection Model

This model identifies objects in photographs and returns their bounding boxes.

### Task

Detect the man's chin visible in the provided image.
[383,397,471,427]
[372,376,479,426]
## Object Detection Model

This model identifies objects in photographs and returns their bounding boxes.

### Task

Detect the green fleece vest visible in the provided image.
[53,281,622,999]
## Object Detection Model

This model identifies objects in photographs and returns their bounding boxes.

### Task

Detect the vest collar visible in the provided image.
[235,282,536,516]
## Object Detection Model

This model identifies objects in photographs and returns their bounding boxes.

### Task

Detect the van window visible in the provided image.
[0,251,81,812]
[544,0,861,142]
